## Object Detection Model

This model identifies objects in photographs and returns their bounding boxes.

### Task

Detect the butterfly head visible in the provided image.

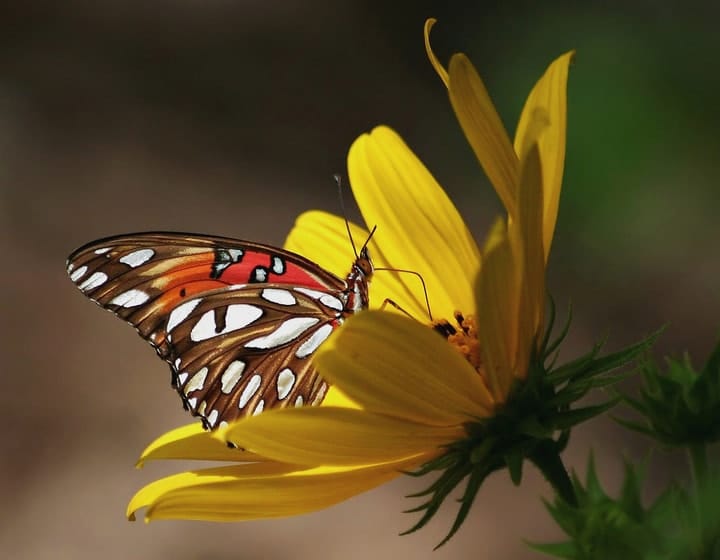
[356,245,374,278]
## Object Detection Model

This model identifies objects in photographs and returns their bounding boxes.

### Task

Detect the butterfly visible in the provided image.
[66,232,373,429]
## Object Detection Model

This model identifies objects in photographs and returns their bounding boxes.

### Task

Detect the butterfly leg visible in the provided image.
[374,267,433,321]
[379,298,417,320]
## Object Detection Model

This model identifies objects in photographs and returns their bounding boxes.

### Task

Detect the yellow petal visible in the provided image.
[514,51,574,260]
[316,310,494,425]
[223,406,461,466]
[136,423,265,467]
[448,54,519,217]
[284,210,368,279]
[424,18,448,88]
[516,143,546,370]
[284,210,428,320]
[348,126,481,322]
[322,386,361,409]
[128,455,427,522]
[476,218,521,402]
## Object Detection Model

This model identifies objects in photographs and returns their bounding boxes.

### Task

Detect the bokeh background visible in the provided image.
[2,2,718,558]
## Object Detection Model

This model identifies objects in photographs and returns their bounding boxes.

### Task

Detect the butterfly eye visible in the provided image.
[360,259,373,276]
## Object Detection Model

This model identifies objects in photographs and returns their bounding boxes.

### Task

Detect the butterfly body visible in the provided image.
[67,232,373,429]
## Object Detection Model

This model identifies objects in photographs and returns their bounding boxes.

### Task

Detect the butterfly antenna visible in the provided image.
[361,224,378,252]
[334,174,359,259]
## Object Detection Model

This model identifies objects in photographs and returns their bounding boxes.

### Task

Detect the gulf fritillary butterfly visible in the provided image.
[66,232,373,429]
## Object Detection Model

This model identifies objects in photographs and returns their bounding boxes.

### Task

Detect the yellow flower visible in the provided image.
[127,22,573,531]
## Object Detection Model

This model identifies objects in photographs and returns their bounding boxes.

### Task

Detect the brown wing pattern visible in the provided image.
[66,232,346,339]
[66,232,350,427]
[164,286,343,427]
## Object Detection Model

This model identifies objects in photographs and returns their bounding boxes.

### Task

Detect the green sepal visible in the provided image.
[470,436,497,464]
[530,453,668,559]
[433,467,491,549]
[400,462,471,535]
[551,399,619,430]
[616,335,720,446]
[402,302,657,547]
[542,298,573,359]
[505,450,524,485]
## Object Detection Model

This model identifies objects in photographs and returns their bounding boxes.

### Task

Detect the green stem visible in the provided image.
[528,439,577,507]
[688,443,708,489]
[687,443,707,530]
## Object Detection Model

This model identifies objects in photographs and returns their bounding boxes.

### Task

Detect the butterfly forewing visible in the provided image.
[67,233,346,337]
[66,232,369,428]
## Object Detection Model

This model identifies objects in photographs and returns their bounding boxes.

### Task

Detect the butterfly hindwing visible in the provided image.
[164,285,341,427]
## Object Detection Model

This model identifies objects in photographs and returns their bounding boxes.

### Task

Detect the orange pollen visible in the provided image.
[432,311,482,372]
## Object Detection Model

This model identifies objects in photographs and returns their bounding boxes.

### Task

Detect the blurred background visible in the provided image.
[2,1,718,558]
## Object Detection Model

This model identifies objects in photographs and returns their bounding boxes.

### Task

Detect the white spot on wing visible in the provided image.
[320,294,344,311]
[271,256,285,274]
[79,272,108,291]
[184,367,209,395]
[94,247,111,255]
[295,323,334,358]
[238,374,262,408]
[190,310,217,342]
[276,368,295,400]
[187,397,197,409]
[119,248,155,268]
[174,358,181,369]
[294,287,327,300]
[178,372,189,385]
[167,298,201,332]
[69,265,87,282]
[295,288,345,312]
[294,395,304,407]
[207,409,219,427]
[245,317,320,349]
[253,399,265,415]
[261,288,296,306]
[191,304,263,342]
[221,360,245,394]
[109,289,150,308]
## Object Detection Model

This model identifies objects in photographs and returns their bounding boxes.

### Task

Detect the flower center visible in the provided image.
[433,312,482,372]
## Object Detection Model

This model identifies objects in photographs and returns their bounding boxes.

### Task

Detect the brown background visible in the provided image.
[2,2,719,558]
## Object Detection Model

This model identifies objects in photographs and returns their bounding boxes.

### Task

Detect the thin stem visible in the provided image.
[687,443,708,531]
[688,443,708,489]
